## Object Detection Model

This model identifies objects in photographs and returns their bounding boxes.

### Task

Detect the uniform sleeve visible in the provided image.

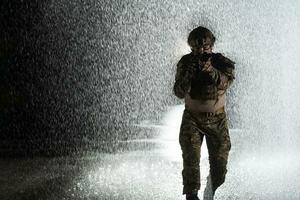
[173,59,195,99]
[208,54,235,90]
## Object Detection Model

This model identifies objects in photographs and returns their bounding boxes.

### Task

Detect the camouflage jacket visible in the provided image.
[173,52,235,100]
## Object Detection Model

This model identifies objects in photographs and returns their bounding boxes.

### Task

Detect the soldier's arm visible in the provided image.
[205,54,235,90]
[173,59,194,99]
[209,66,235,90]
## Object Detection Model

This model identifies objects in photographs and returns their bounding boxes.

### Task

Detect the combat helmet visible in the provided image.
[188,26,216,49]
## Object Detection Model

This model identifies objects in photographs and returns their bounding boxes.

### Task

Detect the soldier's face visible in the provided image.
[190,37,213,55]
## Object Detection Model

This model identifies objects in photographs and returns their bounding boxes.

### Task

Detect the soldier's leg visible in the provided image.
[205,114,231,195]
[179,110,204,195]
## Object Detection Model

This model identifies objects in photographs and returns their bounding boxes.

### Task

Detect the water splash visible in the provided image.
[2,0,300,199]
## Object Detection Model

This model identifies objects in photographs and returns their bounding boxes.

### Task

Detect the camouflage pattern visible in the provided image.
[173,52,235,101]
[173,52,235,197]
[179,109,231,195]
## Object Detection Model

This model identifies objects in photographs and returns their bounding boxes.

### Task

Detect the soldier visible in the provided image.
[173,26,235,200]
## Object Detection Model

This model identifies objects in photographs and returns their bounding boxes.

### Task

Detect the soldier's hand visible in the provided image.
[201,57,213,72]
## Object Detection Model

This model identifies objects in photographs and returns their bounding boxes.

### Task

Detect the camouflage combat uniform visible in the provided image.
[173,52,235,196]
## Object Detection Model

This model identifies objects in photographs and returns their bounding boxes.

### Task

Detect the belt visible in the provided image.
[189,106,225,118]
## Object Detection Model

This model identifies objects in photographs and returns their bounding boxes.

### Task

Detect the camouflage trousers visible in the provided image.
[179,108,231,195]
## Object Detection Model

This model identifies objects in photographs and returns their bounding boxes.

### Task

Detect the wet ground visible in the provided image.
[0,139,198,200]
[1,104,299,200]
[1,133,300,200]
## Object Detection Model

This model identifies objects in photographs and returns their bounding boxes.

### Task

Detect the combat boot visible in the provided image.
[203,188,214,200]
[203,175,214,200]
[186,193,200,200]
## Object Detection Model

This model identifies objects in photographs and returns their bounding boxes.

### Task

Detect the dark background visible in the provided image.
[0,0,180,156]
[0,0,240,157]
